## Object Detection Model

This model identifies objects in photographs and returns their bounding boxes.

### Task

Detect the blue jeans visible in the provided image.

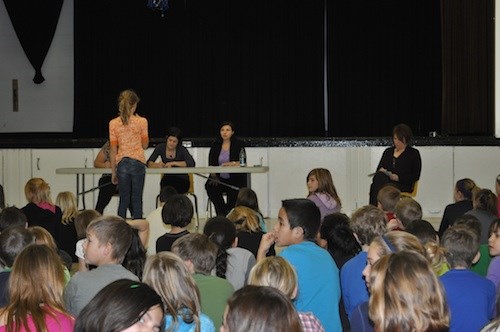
[117,157,145,219]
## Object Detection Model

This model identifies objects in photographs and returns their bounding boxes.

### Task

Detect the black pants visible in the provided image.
[95,175,118,214]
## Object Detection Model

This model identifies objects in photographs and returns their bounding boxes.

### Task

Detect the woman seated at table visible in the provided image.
[147,127,195,194]
[369,123,422,205]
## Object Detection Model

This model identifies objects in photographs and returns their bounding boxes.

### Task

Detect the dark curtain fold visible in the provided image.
[440,0,494,136]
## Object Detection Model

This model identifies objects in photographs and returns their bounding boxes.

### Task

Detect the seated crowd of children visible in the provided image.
[0,173,500,332]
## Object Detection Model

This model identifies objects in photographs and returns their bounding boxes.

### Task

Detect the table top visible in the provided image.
[56,166,269,175]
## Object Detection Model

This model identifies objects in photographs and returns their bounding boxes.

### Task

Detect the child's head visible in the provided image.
[171,233,217,275]
[394,197,423,228]
[235,188,261,213]
[143,252,202,328]
[74,209,101,240]
[453,214,481,239]
[319,213,361,257]
[55,191,78,224]
[85,216,133,265]
[274,199,320,246]
[368,251,449,332]
[442,225,480,269]
[488,219,500,257]
[161,194,194,227]
[306,168,341,206]
[0,227,34,267]
[203,216,237,279]
[24,178,52,204]
[227,206,261,233]
[221,285,302,332]
[247,256,297,299]
[473,189,498,216]
[75,279,163,332]
[405,219,438,246]
[117,89,140,125]
[350,205,387,247]
[0,207,27,231]
[29,226,57,251]
[159,185,178,204]
[376,185,401,212]
[455,178,478,201]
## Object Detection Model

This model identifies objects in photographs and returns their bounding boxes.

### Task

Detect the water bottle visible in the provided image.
[239,148,247,167]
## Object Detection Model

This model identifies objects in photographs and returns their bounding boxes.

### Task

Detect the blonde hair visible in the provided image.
[29,226,57,251]
[118,89,140,125]
[307,168,342,207]
[1,244,70,332]
[248,256,297,299]
[369,251,449,332]
[143,252,201,332]
[56,191,79,225]
[370,231,425,258]
[227,206,261,233]
[24,178,52,204]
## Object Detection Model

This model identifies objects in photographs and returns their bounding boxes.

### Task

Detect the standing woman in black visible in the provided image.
[205,121,247,216]
[369,123,422,205]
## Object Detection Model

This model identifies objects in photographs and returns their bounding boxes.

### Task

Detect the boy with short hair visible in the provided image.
[258,198,341,332]
[440,225,495,332]
[0,207,28,232]
[64,215,139,316]
[393,196,422,230]
[340,205,386,317]
[376,185,401,226]
[172,233,234,330]
[156,194,193,253]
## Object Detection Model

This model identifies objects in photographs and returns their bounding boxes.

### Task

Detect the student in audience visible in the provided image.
[156,194,193,253]
[75,279,163,332]
[203,216,256,290]
[306,168,342,220]
[248,256,325,331]
[172,233,234,329]
[55,191,79,262]
[392,196,422,230]
[257,198,341,332]
[227,205,275,257]
[496,175,500,218]
[232,187,267,231]
[221,285,302,332]
[146,185,178,254]
[340,205,386,318]
[74,209,101,272]
[143,252,215,332]
[376,184,401,224]
[0,244,75,330]
[438,178,478,237]
[487,218,500,292]
[369,251,449,332]
[121,228,147,280]
[64,215,139,316]
[440,225,495,332]
[0,227,33,307]
[454,214,491,276]
[0,206,27,232]
[21,178,62,240]
[466,188,499,244]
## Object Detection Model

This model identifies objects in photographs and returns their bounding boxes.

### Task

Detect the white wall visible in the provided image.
[0,0,73,132]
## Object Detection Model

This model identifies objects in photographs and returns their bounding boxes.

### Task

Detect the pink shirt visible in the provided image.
[0,308,75,332]
[109,114,148,164]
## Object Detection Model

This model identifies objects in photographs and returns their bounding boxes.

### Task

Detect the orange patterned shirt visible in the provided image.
[109,114,148,164]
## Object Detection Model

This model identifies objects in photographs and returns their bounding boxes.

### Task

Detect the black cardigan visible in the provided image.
[207,137,247,187]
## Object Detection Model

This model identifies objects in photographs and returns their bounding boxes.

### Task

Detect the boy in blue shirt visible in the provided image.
[258,198,341,331]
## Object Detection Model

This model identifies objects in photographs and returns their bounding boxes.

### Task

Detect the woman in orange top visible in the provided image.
[109,89,149,219]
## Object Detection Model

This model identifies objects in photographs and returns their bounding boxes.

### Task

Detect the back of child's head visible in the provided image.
[235,188,260,213]
[370,231,425,258]
[281,199,320,241]
[162,194,193,227]
[320,213,361,257]
[441,225,479,268]
[473,189,498,216]
[87,215,133,264]
[159,185,178,203]
[247,256,297,299]
[405,220,437,246]
[455,178,478,201]
[0,207,27,232]
[29,226,57,251]
[227,206,261,233]
[306,168,342,206]
[350,205,387,246]
[24,178,52,204]
[394,197,422,228]
[377,185,401,212]
[55,191,78,224]
[203,216,236,278]
[454,214,481,239]
[122,229,146,279]
[0,227,34,267]
[74,209,101,240]
[143,252,201,327]
[171,233,217,275]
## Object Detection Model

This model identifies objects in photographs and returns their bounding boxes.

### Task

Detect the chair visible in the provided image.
[401,181,418,198]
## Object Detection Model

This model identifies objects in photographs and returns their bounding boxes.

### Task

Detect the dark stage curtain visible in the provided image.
[74,0,325,138]
[440,0,494,136]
